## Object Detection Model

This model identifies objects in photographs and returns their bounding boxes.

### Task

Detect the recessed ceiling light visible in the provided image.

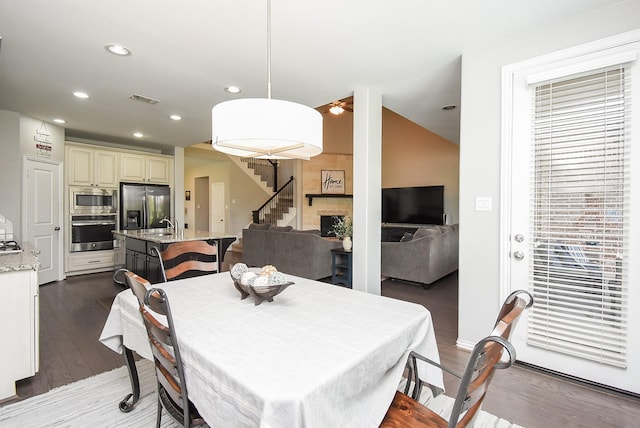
[225,86,241,94]
[169,114,182,121]
[105,44,132,56]
[442,105,456,110]
[53,118,66,124]
[73,91,89,99]
[133,132,144,138]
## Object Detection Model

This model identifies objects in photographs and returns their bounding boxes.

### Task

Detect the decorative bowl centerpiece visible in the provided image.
[230,263,294,305]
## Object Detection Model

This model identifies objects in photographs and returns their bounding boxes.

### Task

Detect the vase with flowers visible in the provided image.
[330,215,353,251]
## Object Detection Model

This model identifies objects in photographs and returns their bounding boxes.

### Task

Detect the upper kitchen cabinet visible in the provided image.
[120,153,173,184]
[66,144,118,188]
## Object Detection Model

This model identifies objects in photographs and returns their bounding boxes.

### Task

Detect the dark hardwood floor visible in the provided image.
[3,268,640,427]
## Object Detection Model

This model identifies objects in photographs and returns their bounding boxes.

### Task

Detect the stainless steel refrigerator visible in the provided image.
[120,182,171,230]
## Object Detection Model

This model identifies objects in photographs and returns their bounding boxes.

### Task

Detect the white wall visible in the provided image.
[458,4,640,344]
[0,112,63,240]
[0,111,21,229]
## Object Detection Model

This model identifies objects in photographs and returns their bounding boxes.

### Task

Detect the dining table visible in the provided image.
[99,271,444,427]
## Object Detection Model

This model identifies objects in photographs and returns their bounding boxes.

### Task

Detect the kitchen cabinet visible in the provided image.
[66,249,115,276]
[0,268,39,400]
[120,153,172,184]
[125,237,163,284]
[66,145,118,188]
[119,231,235,284]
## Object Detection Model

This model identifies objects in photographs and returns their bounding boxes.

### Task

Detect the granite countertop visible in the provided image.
[113,229,236,244]
[0,242,40,272]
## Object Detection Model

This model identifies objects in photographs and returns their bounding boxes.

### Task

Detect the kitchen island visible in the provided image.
[113,229,236,284]
[0,242,40,400]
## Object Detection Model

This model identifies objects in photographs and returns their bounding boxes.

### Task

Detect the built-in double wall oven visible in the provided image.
[69,187,118,252]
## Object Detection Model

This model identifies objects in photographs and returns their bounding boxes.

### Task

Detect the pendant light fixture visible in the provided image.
[211,0,323,160]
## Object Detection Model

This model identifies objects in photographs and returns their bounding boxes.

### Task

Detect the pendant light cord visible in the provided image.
[267,0,272,100]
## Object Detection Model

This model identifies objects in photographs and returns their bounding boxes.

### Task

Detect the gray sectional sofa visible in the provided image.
[242,224,342,280]
[381,224,459,287]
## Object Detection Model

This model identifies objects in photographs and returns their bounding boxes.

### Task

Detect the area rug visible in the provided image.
[396,378,524,428]
[0,361,523,427]
[0,360,181,427]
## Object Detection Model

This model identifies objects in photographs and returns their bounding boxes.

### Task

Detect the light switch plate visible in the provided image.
[475,196,493,211]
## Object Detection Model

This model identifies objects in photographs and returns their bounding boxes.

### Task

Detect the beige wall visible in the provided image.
[382,108,459,224]
[301,154,354,230]
[184,147,267,237]
[300,106,460,229]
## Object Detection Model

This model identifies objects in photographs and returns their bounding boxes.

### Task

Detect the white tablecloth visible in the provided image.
[99,272,443,427]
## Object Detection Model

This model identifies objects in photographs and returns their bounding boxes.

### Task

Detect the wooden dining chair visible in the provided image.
[125,271,207,428]
[381,290,533,428]
[151,241,218,282]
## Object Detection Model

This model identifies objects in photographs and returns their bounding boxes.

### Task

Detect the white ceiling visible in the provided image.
[0,0,620,151]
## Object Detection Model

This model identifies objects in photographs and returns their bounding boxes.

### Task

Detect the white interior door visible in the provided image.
[211,182,225,234]
[24,157,63,285]
[502,36,640,394]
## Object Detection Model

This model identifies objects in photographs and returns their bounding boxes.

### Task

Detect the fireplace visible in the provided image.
[320,215,343,237]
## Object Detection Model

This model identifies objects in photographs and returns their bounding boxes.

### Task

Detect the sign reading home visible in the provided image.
[321,170,345,194]
[34,122,52,158]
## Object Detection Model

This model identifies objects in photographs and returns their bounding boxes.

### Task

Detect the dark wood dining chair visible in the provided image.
[381,290,533,428]
[125,271,207,428]
[151,241,218,282]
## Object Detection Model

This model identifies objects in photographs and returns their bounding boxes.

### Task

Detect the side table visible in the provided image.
[331,248,352,288]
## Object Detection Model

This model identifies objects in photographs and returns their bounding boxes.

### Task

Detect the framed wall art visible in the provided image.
[321,170,345,194]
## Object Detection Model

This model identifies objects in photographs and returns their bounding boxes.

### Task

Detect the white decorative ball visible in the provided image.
[231,263,249,280]
[269,272,288,285]
[252,275,271,291]
[240,271,257,286]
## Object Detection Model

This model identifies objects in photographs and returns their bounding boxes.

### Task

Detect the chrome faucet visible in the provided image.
[160,217,175,231]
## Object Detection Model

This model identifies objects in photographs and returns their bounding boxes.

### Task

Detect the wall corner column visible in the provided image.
[352,86,382,294]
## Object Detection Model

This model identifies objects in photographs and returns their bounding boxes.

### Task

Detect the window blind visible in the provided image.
[528,64,630,368]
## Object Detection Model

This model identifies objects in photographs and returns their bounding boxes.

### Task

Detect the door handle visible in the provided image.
[54,226,61,231]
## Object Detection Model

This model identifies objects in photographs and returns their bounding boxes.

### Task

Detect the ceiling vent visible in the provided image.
[129,93,160,105]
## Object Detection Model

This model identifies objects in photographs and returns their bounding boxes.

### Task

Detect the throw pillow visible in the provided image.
[269,225,293,232]
[400,232,414,242]
[413,227,441,240]
[248,223,271,230]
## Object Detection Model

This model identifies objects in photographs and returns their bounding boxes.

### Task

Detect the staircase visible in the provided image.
[241,158,278,191]
[252,176,295,226]
[223,163,296,267]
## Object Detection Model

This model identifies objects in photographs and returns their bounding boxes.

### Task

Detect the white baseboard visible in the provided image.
[455,339,475,352]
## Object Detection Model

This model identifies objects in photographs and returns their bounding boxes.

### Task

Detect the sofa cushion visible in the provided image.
[400,232,414,242]
[249,223,271,230]
[269,225,293,232]
[413,227,442,239]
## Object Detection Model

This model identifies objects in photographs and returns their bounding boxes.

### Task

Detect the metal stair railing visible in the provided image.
[253,176,294,225]
[241,158,278,191]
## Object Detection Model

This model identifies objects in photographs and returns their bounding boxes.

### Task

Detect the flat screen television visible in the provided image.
[382,185,444,225]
